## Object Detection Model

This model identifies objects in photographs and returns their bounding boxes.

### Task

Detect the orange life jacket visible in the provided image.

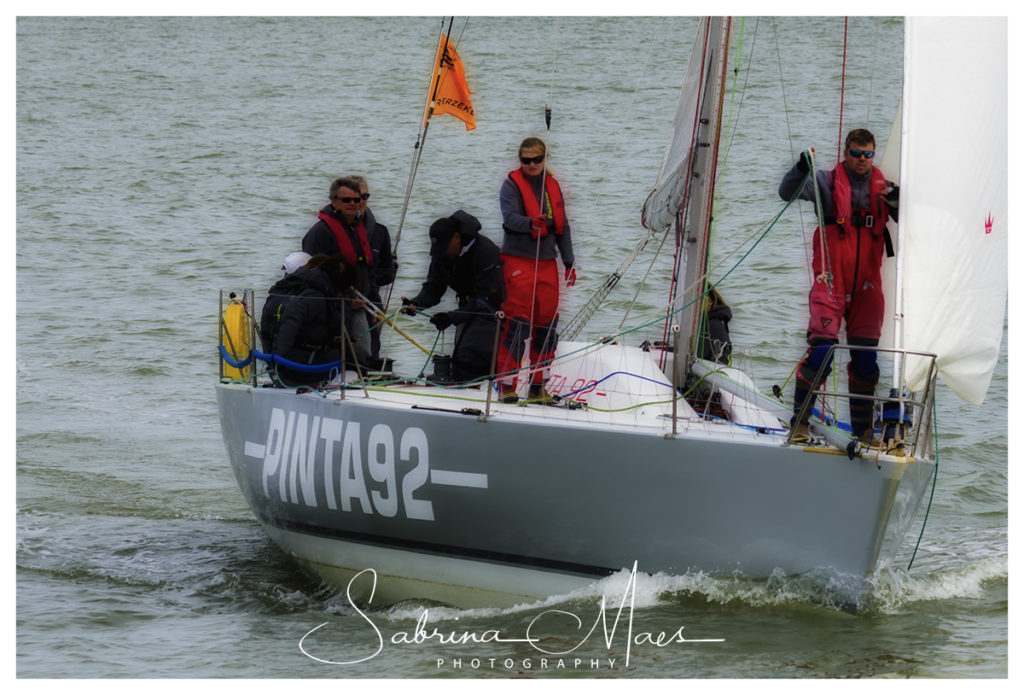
[508,169,566,235]
[829,162,890,238]
[317,211,374,267]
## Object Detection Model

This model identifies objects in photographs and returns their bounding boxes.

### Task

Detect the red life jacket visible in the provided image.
[508,169,566,235]
[829,162,889,238]
[317,211,374,267]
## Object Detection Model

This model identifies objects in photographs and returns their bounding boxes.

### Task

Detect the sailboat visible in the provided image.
[215,17,1006,610]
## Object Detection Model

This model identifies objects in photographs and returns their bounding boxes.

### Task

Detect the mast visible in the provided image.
[670,17,731,378]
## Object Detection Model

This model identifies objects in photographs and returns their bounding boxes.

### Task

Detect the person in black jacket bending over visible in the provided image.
[401,210,504,383]
[270,254,370,387]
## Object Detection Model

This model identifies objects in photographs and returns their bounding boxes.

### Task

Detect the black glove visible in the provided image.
[429,312,452,331]
[797,149,813,174]
[400,296,417,316]
[883,184,900,210]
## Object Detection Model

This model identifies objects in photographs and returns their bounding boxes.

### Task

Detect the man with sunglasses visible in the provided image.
[496,136,576,403]
[778,128,899,442]
[301,176,374,361]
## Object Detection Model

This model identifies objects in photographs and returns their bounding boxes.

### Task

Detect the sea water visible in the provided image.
[15,16,1007,679]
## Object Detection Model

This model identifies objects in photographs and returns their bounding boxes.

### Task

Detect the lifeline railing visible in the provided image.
[787,344,939,460]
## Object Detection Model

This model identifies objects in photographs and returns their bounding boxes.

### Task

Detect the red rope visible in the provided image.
[661,17,714,364]
[837,17,848,160]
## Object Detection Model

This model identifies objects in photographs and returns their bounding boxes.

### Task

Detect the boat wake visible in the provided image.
[867,556,1007,611]
[369,557,1008,621]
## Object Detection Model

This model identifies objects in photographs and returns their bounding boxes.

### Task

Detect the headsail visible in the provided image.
[641,18,715,236]
[889,17,1007,405]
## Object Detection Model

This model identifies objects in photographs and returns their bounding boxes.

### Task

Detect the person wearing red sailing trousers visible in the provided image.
[301,176,373,361]
[496,137,576,403]
[778,128,899,441]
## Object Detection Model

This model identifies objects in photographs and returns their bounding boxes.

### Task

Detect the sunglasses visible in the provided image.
[334,196,362,204]
[520,155,545,165]
[848,149,875,159]
[360,192,371,200]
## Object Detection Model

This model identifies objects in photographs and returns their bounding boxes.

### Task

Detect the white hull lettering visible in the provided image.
[257,408,443,521]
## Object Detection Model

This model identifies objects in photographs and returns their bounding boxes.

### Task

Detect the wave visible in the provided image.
[373,557,1009,623]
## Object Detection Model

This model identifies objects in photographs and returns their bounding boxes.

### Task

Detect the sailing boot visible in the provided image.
[528,383,556,405]
[790,370,816,439]
[499,381,519,404]
[847,362,879,445]
[790,345,833,439]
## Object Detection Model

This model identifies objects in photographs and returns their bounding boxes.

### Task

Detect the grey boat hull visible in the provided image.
[216,362,934,608]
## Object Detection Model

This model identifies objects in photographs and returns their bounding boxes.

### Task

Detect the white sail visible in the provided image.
[895,17,1007,405]
[641,18,711,234]
[641,18,730,375]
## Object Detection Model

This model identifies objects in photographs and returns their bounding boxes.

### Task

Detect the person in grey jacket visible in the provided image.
[494,136,575,403]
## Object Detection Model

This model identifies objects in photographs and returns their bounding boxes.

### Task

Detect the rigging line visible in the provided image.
[837,16,849,161]
[771,18,813,281]
[624,187,805,347]
[717,16,753,173]
[688,17,732,359]
[384,17,470,319]
[390,17,468,253]
[808,149,834,289]
[683,176,808,315]
[908,390,939,571]
[698,16,752,351]
[866,19,881,129]
[509,14,561,391]
[617,224,673,334]
[567,17,666,340]
[663,16,714,352]
[391,17,451,258]
[460,189,788,391]
[546,16,559,129]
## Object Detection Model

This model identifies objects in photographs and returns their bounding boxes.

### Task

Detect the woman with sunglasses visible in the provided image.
[778,128,900,443]
[495,136,576,403]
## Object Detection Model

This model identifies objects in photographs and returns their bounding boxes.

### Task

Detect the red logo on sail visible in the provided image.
[985,213,994,234]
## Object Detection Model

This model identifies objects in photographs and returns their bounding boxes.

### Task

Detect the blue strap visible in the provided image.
[218,345,343,373]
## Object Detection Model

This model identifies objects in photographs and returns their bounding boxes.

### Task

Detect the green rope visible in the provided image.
[244,172,810,404]
[907,390,940,571]
[416,329,442,378]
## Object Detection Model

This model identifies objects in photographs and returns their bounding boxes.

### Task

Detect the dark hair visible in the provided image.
[845,128,875,151]
[307,254,356,295]
[329,176,362,200]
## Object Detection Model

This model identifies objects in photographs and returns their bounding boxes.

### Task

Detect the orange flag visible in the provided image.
[425,33,475,130]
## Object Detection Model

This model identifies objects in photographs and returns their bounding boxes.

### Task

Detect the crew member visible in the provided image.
[778,128,899,441]
[260,251,310,354]
[271,254,370,387]
[402,210,503,383]
[495,136,576,403]
[349,174,397,367]
[301,176,375,365]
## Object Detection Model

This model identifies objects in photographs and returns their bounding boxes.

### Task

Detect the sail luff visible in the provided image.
[641,18,711,235]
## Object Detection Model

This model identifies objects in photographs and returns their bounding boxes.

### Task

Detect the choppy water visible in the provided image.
[16,16,1007,679]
